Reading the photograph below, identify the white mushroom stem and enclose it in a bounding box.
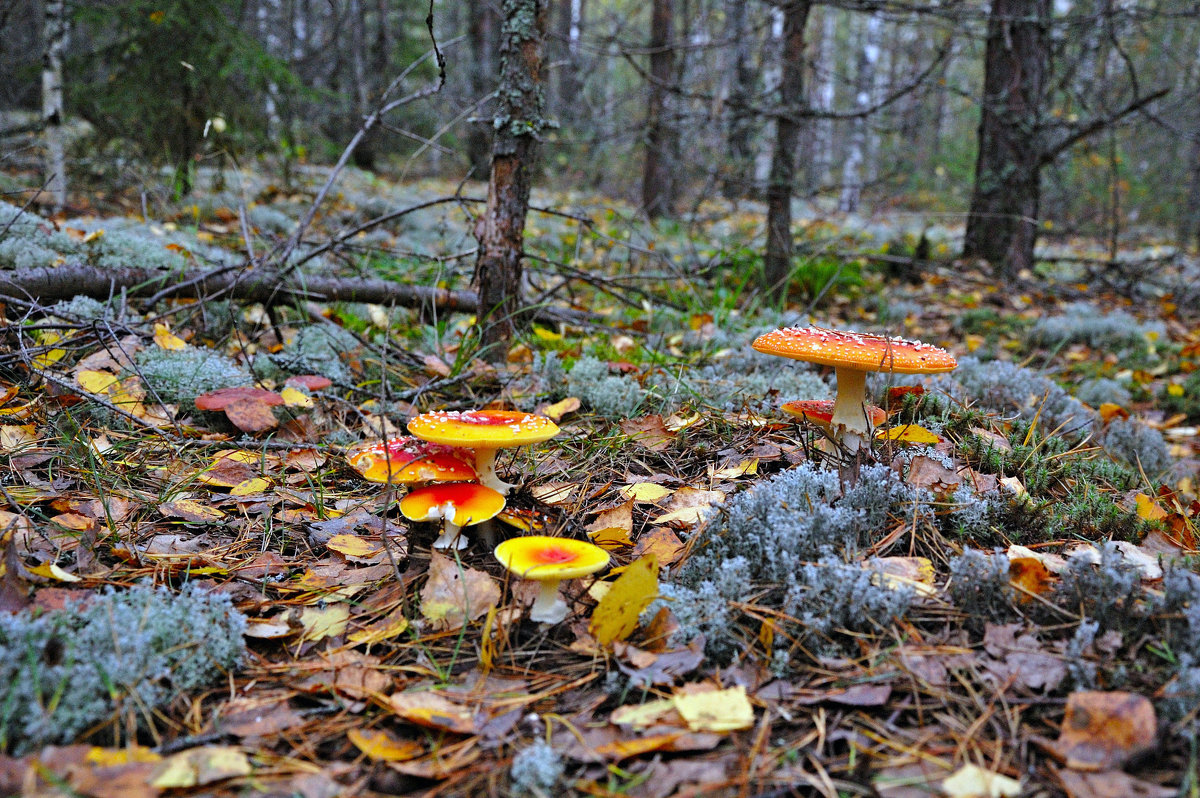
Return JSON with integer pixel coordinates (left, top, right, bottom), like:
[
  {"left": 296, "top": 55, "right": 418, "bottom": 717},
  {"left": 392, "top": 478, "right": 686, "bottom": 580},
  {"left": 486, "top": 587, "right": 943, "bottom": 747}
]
[
  {"left": 432, "top": 520, "right": 468, "bottom": 550},
  {"left": 829, "top": 366, "right": 871, "bottom": 452},
  {"left": 528, "top": 578, "right": 568, "bottom": 624},
  {"left": 426, "top": 501, "right": 469, "bottom": 550},
  {"left": 472, "top": 447, "right": 517, "bottom": 496}
]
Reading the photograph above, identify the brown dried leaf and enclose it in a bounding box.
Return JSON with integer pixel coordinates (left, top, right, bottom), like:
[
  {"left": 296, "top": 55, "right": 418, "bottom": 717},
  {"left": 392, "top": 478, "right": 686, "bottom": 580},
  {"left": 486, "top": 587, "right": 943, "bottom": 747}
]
[
  {"left": 419, "top": 550, "right": 500, "bottom": 631},
  {"left": 1054, "top": 691, "right": 1157, "bottom": 771},
  {"left": 619, "top": 415, "right": 675, "bottom": 451},
  {"left": 389, "top": 691, "right": 478, "bottom": 734},
  {"left": 223, "top": 397, "right": 280, "bottom": 433}
]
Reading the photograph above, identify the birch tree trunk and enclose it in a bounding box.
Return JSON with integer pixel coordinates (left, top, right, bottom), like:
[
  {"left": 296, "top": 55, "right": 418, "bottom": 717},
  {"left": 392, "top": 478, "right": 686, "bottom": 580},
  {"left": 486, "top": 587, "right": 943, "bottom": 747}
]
[
  {"left": 838, "top": 12, "right": 882, "bottom": 212},
  {"left": 763, "top": 0, "right": 812, "bottom": 302},
  {"left": 473, "top": 0, "right": 549, "bottom": 358},
  {"left": 42, "top": 0, "right": 68, "bottom": 211},
  {"left": 641, "top": 0, "right": 676, "bottom": 218}
]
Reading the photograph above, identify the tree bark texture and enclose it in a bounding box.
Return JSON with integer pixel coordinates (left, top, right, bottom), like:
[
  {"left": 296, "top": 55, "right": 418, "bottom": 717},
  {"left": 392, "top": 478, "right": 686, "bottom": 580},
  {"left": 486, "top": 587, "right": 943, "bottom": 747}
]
[
  {"left": 721, "top": 0, "right": 754, "bottom": 199},
  {"left": 838, "top": 12, "right": 883, "bottom": 213},
  {"left": 763, "top": 0, "right": 811, "bottom": 303},
  {"left": 473, "top": 0, "right": 548, "bottom": 357},
  {"left": 641, "top": 0, "right": 676, "bottom": 218},
  {"left": 962, "top": 0, "right": 1050, "bottom": 278},
  {"left": 41, "top": 0, "right": 68, "bottom": 210}
]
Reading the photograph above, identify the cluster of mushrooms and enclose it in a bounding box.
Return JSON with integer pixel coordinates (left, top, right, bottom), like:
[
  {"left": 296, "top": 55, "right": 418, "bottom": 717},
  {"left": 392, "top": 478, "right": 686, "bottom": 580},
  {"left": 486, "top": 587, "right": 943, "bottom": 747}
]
[
  {"left": 752, "top": 325, "right": 958, "bottom": 450},
  {"left": 346, "top": 410, "right": 609, "bottom": 623}
]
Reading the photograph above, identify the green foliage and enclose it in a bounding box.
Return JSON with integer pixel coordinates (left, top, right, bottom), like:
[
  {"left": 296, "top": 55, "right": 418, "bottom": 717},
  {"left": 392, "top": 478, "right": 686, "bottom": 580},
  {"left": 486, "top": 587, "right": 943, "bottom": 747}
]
[
  {"left": 68, "top": 0, "right": 296, "bottom": 194},
  {"left": 0, "top": 584, "right": 245, "bottom": 754},
  {"left": 790, "top": 254, "right": 864, "bottom": 305},
  {"left": 135, "top": 346, "right": 250, "bottom": 407}
]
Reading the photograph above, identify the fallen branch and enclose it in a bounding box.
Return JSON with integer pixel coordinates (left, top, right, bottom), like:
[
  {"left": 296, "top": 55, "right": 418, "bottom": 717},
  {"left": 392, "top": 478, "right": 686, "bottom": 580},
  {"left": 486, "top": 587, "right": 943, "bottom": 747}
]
[{"left": 0, "top": 262, "right": 601, "bottom": 325}]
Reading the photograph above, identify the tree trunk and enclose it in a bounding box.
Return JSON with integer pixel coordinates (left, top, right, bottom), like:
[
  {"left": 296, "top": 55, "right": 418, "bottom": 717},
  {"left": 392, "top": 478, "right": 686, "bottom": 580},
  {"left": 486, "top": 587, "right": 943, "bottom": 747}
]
[
  {"left": 762, "top": 0, "right": 812, "bottom": 302},
  {"left": 41, "top": 0, "right": 68, "bottom": 211},
  {"left": 962, "top": 0, "right": 1050, "bottom": 278},
  {"left": 641, "top": 0, "right": 676, "bottom": 218},
  {"left": 473, "top": 0, "right": 549, "bottom": 359},
  {"left": 466, "top": 0, "right": 499, "bottom": 178},
  {"left": 838, "top": 12, "right": 883, "bottom": 212},
  {"left": 721, "top": 0, "right": 754, "bottom": 198}
]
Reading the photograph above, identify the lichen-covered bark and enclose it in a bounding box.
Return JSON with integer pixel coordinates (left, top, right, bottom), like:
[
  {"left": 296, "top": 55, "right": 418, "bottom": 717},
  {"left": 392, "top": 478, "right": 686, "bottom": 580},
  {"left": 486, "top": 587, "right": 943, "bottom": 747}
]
[
  {"left": 473, "top": 0, "right": 549, "bottom": 359},
  {"left": 763, "top": 0, "right": 812, "bottom": 302},
  {"left": 962, "top": 0, "right": 1050, "bottom": 278}
]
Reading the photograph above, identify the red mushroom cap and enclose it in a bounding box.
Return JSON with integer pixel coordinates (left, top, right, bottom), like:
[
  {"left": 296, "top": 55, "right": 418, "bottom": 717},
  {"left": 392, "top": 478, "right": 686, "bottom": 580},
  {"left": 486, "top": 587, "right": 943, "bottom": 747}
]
[
  {"left": 346, "top": 436, "right": 477, "bottom": 484},
  {"left": 399, "top": 482, "right": 505, "bottom": 527},
  {"left": 781, "top": 399, "right": 887, "bottom": 427}
]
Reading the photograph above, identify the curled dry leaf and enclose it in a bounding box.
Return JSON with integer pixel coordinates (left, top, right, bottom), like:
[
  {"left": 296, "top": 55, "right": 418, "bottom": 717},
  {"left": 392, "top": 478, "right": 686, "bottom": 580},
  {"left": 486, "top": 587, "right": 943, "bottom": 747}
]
[
  {"left": 1052, "top": 691, "right": 1157, "bottom": 771},
  {"left": 419, "top": 550, "right": 500, "bottom": 631}
]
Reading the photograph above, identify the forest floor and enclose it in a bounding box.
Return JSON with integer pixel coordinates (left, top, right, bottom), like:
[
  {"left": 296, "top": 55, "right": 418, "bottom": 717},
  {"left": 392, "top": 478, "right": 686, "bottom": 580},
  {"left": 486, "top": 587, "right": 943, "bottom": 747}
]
[{"left": 0, "top": 162, "right": 1198, "bottom": 797}]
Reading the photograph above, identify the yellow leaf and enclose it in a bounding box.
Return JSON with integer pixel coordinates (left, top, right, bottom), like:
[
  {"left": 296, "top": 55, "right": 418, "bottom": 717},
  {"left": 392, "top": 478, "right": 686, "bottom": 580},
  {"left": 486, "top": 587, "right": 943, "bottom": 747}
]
[
  {"left": 87, "top": 746, "right": 161, "bottom": 766},
  {"left": 299, "top": 604, "right": 350, "bottom": 642},
  {"left": 77, "top": 370, "right": 120, "bottom": 395},
  {"left": 532, "top": 326, "right": 562, "bottom": 342},
  {"left": 876, "top": 424, "right": 941, "bottom": 444},
  {"left": 82, "top": 229, "right": 105, "bottom": 243},
  {"left": 941, "top": 763, "right": 1021, "bottom": 798},
  {"left": 347, "top": 728, "right": 423, "bottom": 762},
  {"left": 153, "top": 323, "right": 187, "bottom": 351},
  {"left": 589, "top": 555, "right": 658, "bottom": 645},
  {"left": 1168, "top": 383, "right": 1184, "bottom": 397},
  {"left": 673, "top": 685, "right": 754, "bottom": 732},
  {"left": 327, "top": 533, "right": 382, "bottom": 559},
  {"left": 151, "top": 746, "right": 252, "bottom": 789},
  {"left": 1098, "top": 402, "right": 1129, "bottom": 421},
  {"left": 230, "top": 477, "right": 270, "bottom": 496},
  {"left": 1135, "top": 493, "right": 1168, "bottom": 522},
  {"left": 966, "top": 334, "right": 985, "bottom": 353},
  {"left": 280, "top": 385, "right": 314, "bottom": 408},
  {"left": 26, "top": 563, "right": 80, "bottom": 582},
  {"left": 0, "top": 424, "right": 37, "bottom": 453},
  {"left": 708, "top": 458, "right": 758, "bottom": 480},
  {"left": 348, "top": 609, "right": 409, "bottom": 645},
  {"left": 611, "top": 698, "right": 678, "bottom": 729},
  {"left": 540, "top": 396, "right": 580, "bottom": 421},
  {"left": 620, "top": 482, "right": 674, "bottom": 503}
]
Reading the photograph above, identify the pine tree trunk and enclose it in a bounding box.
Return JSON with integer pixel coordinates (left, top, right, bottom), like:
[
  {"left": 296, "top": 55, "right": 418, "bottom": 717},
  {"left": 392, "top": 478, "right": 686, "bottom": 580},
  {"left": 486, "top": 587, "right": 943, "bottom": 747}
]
[
  {"left": 763, "top": 0, "right": 812, "bottom": 302},
  {"left": 722, "top": 0, "right": 754, "bottom": 198},
  {"left": 473, "top": 0, "right": 549, "bottom": 358},
  {"left": 42, "top": 0, "right": 68, "bottom": 211},
  {"left": 641, "top": 0, "right": 676, "bottom": 218},
  {"left": 962, "top": 0, "right": 1050, "bottom": 278}
]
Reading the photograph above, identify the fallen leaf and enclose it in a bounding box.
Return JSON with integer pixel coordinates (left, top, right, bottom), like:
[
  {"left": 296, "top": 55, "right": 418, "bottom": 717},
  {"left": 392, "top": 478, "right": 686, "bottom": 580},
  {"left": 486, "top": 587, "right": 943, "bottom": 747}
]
[
  {"left": 590, "top": 555, "right": 659, "bottom": 645},
  {"left": 280, "top": 385, "right": 314, "bottom": 408},
  {"left": 348, "top": 608, "right": 410, "bottom": 645},
  {"left": 620, "top": 482, "right": 674, "bottom": 503},
  {"left": 1055, "top": 767, "right": 1177, "bottom": 798},
  {"left": 652, "top": 487, "right": 724, "bottom": 526},
  {"left": 942, "top": 763, "right": 1021, "bottom": 798},
  {"left": 540, "top": 396, "right": 581, "bottom": 421},
  {"left": 673, "top": 685, "right": 754, "bottom": 732},
  {"left": 389, "top": 691, "right": 477, "bottom": 734},
  {"left": 619, "top": 415, "right": 675, "bottom": 452},
  {"left": 347, "top": 728, "right": 424, "bottom": 762},
  {"left": 151, "top": 746, "right": 251, "bottom": 789},
  {"left": 153, "top": 323, "right": 187, "bottom": 351},
  {"left": 419, "top": 550, "right": 500, "bottom": 631},
  {"left": 299, "top": 604, "right": 350, "bottom": 642},
  {"left": 1134, "top": 493, "right": 1168, "bottom": 522},
  {"left": 223, "top": 397, "right": 280, "bottom": 433},
  {"left": 1053, "top": 691, "right": 1156, "bottom": 771},
  {"left": 159, "top": 499, "right": 225, "bottom": 523},
  {"left": 586, "top": 500, "right": 634, "bottom": 547},
  {"left": 877, "top": 423, "right": 940, "bottom": 444},
  {"left": 632, "top": 527, "right": 684, "bottom": 566},
  {"left": 326, "top": 534, "right": 382, "bottom": 560},
  {"left": 1008, "top": 557, "right": 1054, "bottom": 598}
]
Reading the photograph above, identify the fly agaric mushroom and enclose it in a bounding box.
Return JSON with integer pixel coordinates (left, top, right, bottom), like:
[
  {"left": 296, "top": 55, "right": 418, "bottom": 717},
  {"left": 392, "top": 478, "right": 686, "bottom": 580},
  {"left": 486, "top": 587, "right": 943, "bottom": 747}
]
[
  {"left": 494, "top": 536, "right": 610, "bottom": 624},
  {"left": 781, "top": 399, "right": 887, "bottom": 432},
  {"left": 407, "top": 410, "right": 560, "bottom": 496},
  {"left": 754, "top": 326, "right": 956, "bottom": 451},
  {"left": 399, "top": 482, "right": 505, "bottom": 550},
  {"left": 346, "top": 436, "right": 477, "bottom": 485}
]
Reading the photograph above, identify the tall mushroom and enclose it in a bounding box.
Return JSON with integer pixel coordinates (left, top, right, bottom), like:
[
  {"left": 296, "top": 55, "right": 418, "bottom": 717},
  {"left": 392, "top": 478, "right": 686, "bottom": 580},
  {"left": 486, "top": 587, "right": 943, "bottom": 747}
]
[
  {"left": 494, "top": 536, "right": 610, "bottom": 624},
  {"left": 754, "top": 326, "right": 957, "bottom": 452},
  {"left": 400, "top": 482, "right": 506, "bottom": 550},
  {"left": 407, "top": 410, "right": 560, "bottom": 496}
]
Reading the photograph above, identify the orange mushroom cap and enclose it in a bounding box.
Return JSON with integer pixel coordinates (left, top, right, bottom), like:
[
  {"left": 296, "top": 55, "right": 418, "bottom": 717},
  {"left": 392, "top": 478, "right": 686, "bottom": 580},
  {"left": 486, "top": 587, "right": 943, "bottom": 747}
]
[
  {"left": 408, "top": 410, "right": 560, "bottom": 448},
  {"left": 399, "top": 482, "right": 505, "bottom": 528},
  {"left": 346, "top": 437, "right": 477, "bottom": 484},
  {"left": 781, "top": 399, "right": 886, "bottom": 428},
  {"left": 752, "top": 327, "right": 957, "bottom": 374}
]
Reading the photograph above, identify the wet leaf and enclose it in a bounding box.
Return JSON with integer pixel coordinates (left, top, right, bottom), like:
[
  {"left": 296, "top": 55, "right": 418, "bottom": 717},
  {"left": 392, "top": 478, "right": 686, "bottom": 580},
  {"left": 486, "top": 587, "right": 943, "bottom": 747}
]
[
  {"left": 346, "top": 728, "right": 424, "bottom": 762},
  {"left": 419, "top": 550, "right": 500, "bottom": 631},
  {"left": 673, "top": 685, "right": 754, "bottom": 732},
  {"left": 389, "top": 691, "right": 477, "bottom": 734},
  {"left": 1053, "top": 691, "right": 1156, "bottom": 771}
]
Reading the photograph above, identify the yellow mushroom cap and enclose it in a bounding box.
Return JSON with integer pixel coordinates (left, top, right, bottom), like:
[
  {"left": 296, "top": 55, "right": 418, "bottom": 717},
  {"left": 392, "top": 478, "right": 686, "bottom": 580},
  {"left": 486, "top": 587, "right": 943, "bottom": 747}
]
[
  {"left": 494, "top": 536, "right": 610, "bottom": 581},
  {"left": 753, "top": 327, "right": 957, "bottom": 374},
  {"left": 399, "top": 482, "right": 505, "bottom": 527},
  {"left": 781, "top": 399, "right": 887, "bottom": 427},
  {"left": 346, "top": 437, "right": 477, "bottom": 484},
  {"left": 408, "top": 410, "right": 560, "bottom": 449}
]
